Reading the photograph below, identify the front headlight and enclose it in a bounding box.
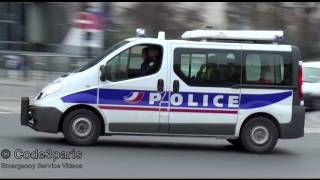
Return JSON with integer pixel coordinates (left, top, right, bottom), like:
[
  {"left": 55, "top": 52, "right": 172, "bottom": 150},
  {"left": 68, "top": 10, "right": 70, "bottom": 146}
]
[{"left": 41, "top": 81, "right": 62, "bottom": 98}]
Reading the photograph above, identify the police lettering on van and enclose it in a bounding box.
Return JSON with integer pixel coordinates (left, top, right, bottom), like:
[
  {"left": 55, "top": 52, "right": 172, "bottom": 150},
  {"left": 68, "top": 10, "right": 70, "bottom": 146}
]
[{"left": 20, "top": 30, "right": 305, "bottom": 154}]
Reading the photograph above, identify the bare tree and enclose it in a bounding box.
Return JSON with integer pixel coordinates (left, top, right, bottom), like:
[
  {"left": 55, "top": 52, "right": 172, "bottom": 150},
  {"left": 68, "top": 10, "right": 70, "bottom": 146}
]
[
  {"left": 226, "top": 2, "right": 320, "bottom": 59},
  {"left": 121, "top": 2, "right": 204, "bottom": 38}
]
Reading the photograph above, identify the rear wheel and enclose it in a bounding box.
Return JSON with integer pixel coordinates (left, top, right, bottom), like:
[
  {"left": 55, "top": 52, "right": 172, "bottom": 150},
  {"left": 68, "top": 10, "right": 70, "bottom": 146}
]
[
  {"left": 62, "top": 109, "right": 102, "bottom": 146},
  {"left": 240, "top": 117, "right": 278, "bottom": 154}
]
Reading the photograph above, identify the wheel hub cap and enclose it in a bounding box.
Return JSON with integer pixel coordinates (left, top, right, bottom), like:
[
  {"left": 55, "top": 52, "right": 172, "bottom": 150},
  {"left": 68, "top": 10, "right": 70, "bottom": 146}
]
[
  {"left": 72, "top": 117, "right": 92, "bottom": 137},
  {"left": 250, "top": 125, "right": 269, "bottom": 145}
]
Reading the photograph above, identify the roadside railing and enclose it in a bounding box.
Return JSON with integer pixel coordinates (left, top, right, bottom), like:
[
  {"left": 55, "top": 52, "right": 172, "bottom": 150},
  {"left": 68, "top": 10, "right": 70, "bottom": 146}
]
[{"left": 0, "top": 51, "right": 93, "bottom": 81}]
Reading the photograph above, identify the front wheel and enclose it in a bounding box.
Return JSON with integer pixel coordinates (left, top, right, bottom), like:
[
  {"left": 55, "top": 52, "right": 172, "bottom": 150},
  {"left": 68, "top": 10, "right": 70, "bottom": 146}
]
[
  {"left": 62, "top": 109, "right": 102, "bottom": 146},
  {"left": 240, "top": 117, "right": 278, "bottom": 154}
]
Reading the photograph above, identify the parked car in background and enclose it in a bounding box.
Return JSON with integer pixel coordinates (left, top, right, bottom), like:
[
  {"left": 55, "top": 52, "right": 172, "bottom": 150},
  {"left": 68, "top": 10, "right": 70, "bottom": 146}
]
[{"left": 302, "top": 61, "right": 320, "bottom": 110}]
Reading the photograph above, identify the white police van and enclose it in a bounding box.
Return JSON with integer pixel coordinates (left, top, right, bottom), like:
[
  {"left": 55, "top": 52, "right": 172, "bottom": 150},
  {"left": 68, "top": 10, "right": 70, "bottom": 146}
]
[{"left": 21, "top": 29, "right": 305, "bottom": 153}]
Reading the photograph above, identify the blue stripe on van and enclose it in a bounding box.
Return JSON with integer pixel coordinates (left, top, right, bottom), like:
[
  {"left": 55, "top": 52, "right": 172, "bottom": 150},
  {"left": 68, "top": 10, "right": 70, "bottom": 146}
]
[
  {"left": 98, "top": 89, "right": 167, "bottom": 106},
  {"left": 240, "top": 91, "right": 292, "bottom": 109},
  {"left": 61, "top": 88, "right": 292, "bottom": 109},
  {"left": 61, "top": 88, "right": 97, "bottom": 104},
  {"left": 97, "top": 89, "right": 240, "bottom": 109}
]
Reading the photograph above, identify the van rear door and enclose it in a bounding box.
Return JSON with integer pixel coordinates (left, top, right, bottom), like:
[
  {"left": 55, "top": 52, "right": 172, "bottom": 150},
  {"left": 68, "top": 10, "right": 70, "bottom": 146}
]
[{"left": 236, "top": 49, "right": 295, "bottom": 136}]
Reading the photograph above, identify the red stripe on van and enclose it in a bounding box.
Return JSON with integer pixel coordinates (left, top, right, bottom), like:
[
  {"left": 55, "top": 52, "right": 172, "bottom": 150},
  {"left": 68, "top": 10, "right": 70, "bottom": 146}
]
[
  {"left": 98, "top": 105, "right": 238, "bottom": 114},
  {"left": 99, "top": 105, "right": 160, "bottom": 111}
]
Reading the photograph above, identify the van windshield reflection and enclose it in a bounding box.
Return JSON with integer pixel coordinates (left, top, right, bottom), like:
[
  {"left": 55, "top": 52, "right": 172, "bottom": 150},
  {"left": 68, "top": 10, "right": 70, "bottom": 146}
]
[{"left": 74, "top": 40, "right": 129, "bottom": 73}]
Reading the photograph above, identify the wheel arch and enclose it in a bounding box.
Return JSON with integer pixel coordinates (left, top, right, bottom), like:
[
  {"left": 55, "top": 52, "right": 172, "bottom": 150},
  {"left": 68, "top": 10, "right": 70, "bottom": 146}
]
[
  {"left": 58, "top": 104, "right": 105, "bottom": 135},
  {"left": 240, "top": 112, "right": 281, "bottom": 138}
]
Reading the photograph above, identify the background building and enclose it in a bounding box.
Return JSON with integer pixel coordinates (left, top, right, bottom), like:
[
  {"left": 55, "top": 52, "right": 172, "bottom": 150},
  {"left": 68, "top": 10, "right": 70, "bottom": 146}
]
[{"left": 0, "top": 2, "right": 320, "bottom": 59}]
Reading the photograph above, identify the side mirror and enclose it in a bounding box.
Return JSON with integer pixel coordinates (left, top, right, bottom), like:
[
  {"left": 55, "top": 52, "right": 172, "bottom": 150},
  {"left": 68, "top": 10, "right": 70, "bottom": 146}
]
[
  {"left": 100, "top": 65, "right": 107, "bottom": 82},
  {"left": 100, "top": 64, "right": 112, "bottom": 82}
]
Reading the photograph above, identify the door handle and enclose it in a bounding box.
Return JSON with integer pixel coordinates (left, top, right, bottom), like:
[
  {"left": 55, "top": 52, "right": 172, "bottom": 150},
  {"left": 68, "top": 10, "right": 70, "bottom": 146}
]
[
  {"left": 173, "top": 80, "right": 179, "bottom": 93},
  {"left": 157, "top": 79, "right": 164, "bottom": 92}
]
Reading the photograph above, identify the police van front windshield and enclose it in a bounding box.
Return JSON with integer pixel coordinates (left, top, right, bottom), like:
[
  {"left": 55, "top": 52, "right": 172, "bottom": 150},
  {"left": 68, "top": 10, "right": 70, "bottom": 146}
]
[{"left": 75, "top": 40, "right": 129, "bottom": 72}]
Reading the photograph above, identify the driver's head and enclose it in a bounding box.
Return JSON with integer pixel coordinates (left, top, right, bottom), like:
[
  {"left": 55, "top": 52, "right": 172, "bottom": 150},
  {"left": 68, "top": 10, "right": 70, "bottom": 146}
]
[
  {"left": 142, "top": 47, "right": 149, "bottom": 60},
  {"left": 148, "top": 46, "right": 160, "bottom": 59}
]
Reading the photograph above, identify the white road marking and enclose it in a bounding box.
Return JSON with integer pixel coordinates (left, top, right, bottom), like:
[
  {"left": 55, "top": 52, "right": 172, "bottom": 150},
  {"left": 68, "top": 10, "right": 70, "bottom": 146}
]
[
  {"left": 0, "top": 109, "right": 19, "bottom": 114},
  {"left": 0, "top": 111, "right": 10, "bottom": 114},
  {"left": 305, "top": 128, "right": 320, "bottom": 134}
]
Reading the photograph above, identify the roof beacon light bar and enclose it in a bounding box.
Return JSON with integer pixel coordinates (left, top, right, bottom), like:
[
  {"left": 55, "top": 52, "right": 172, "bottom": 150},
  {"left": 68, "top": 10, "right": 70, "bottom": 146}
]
[{"left": 181, "top": 30, "right": 284, "bottom": 42}]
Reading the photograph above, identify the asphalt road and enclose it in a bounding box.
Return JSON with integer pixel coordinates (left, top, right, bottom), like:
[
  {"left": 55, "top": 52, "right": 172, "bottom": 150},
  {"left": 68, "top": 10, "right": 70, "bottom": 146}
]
[{"left": 0, "top": 113, "right": 320, "bottom": 178}]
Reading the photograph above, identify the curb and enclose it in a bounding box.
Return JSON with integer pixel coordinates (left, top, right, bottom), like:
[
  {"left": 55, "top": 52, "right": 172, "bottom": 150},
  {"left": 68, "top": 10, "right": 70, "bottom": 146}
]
[
  {"left": 0, "top": 83, "right": 33, "bottom": 87},
  {"left": 304, "top": 128, "right": 320, "bottom": 134},
  {"left": 0, "top": 98, "right": 21, "bottom": 101},
  {"left": 0, "top": 80, "right": 48, "bottom": 87}
]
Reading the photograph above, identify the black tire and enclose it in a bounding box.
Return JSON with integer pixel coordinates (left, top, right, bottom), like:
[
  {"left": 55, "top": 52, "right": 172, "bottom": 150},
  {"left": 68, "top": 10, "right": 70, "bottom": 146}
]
[
  {"left": 226, "top": 139, "right": 242, "bottom": 148},
  {"left": 62, "top": 109, "right": 102, "bottom": 146},
  {"left": 240, "top": 117, "right": 278, "bottom": 154}
]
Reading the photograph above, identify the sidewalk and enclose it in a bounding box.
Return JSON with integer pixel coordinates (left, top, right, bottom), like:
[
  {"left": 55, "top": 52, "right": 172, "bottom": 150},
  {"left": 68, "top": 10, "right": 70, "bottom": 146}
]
[
  {"left": 0, "top": 78, "right": 47, "bottom": 87},
  {"left": 0, "top": 69, "right": 61, "bottom": 113},
  {"left": 0, "top": 69, "right": 65, "bottom": 86}
]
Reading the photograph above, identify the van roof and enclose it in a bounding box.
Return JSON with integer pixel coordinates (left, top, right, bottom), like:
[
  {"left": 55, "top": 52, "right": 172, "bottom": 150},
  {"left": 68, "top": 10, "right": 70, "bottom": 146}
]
[
  {"left": 181, "top": 30, "right": 284, "bottom": 42},
  {"left": 126, "top": 37, "right": 292, "bottom": 52}
]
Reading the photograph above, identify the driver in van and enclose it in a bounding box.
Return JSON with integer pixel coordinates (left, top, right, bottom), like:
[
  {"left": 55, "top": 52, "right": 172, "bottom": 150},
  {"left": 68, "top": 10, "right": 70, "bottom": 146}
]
[
  {"left": 139, "top": 46, "right": 161, "bottom": 75},
  {"left": 141, "top": 47, "right": 149, "bottom": 61}
]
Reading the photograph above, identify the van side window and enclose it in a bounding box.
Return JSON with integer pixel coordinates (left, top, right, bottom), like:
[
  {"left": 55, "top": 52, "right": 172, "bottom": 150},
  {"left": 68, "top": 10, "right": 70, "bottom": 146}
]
[
  {"left": 190, "top": 54, "right": 207, "bottom": 78},
  {"left": 180, "top": 54, "right": 191, "bottom": 76},
  {"left": 243, "top": 52, "right": 292, "bottom": 85},
  {"left": 108, "top": 49, "right": 130, "bottom": 81},
  {"left": 106, "top": 44, "right": 163, "bottom": 82},
  {"left": 246, "top": 54, "right": 261, "bottom": 82},
  {"left": 174, "top": 48, "right": 241, "bottom": 87}
]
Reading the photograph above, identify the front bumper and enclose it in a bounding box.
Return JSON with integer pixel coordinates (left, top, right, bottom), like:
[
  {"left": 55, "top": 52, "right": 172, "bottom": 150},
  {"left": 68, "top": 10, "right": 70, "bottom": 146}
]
[{"left": 20, "top": 97, "right": 62, "bottom": 133}]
